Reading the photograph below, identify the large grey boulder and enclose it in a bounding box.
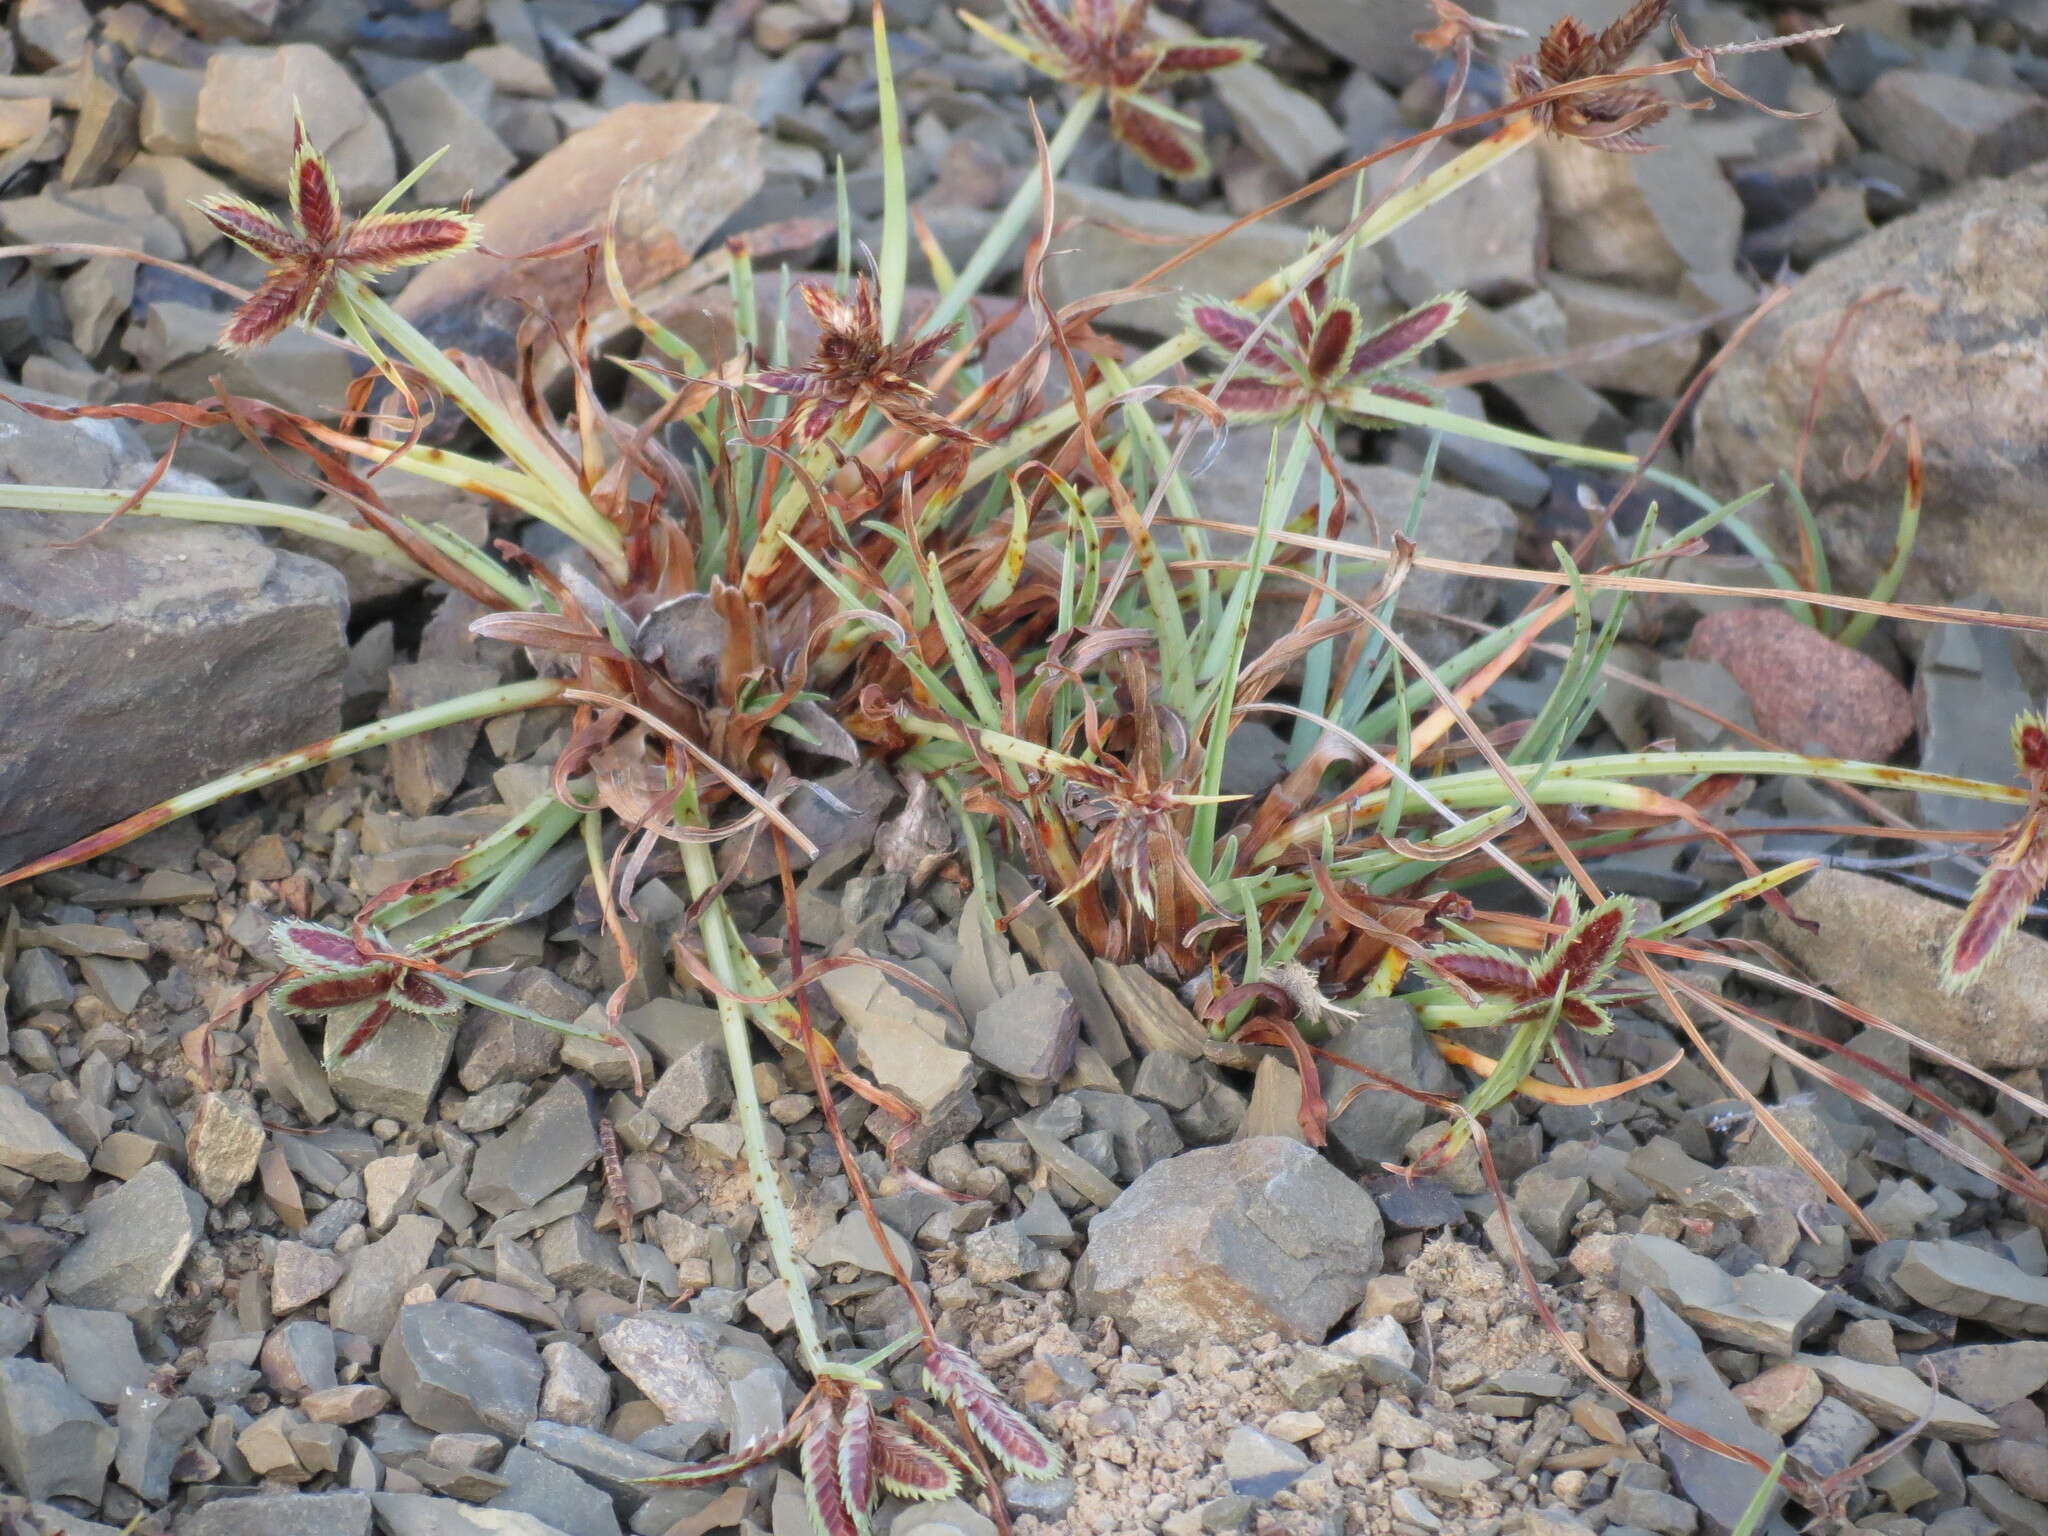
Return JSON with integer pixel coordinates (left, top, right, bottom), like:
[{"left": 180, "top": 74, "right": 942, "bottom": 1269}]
[
  {"left": 0, "top": 391, "right": 347, "bottom": 871},
  {"left": 1075, "top": 1137, "right": 1383, "bottom": 1351},
  {"left": 1692, "top": 167, "right": 2048, "bottom": 683}
]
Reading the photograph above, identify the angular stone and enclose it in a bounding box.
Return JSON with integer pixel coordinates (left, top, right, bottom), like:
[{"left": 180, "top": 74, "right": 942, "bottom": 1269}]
[
  {"left": 971, "top": 971, "right": 1078, "bottom": 1087},
  {"left": 1639, "top": 1291, "right": 1785, "bottom": 1535},
  {"left": 458, "top": 969, "right": 585, "bottom": 1092},
  {"left": 376, "top": 63, "right": 516, "bottom": 206},
  {"left": 1923, "top": 1343, "right": 2048, "bottom": 1413},
  {"left": 822, "top": 965, "right": 979, "bottom": 1161},
  {"left": 1762, "top": 870, "right": 2048, "bottom": 1073},
  {"left": 272, "top": 1241, "right": 345, "bottom": 1317},
  {"left": 0, "top": 413, "right": 346, "bottom": 872},
  {"left": 48, "top": 1162, "right": 205, "bottom": 1316},
  {"left": 371, "top": 1493, "right": 571, "bottom": 1535},
  {"left": 1620, "top": 1234, "right": 1834, "bottom": 1358},
  {"left": 520, "top": 1420, "right": 675, "bottom": 1505},
  {"left": 1894, "top": 1241, "right": 2048, "bottom": 1335},
  {"left": 1797, "top": 1354, "right": 2000, "bottom": 1440},
  {"left": 396, "top": 103, "right": 761, "bottom": 376},
  {"left": 387, "top": 660, "right": 499, "bottom": 817},
  {"left": 1222, "top": 1423, "right": 1310, "bottom": 1499},
  {"left": 195, "top": 45, "right": 395, "bottom": 204},
  {"left": 381, "top": 1302, "right": 544, "bottom": 1438},
  {"left": 640, "top": 1016, "right": 730, "bottom": 1135},
  {"left": 1547, "top": 273, "right": 1708, "bottom": 399},
  {"left": 326, "top": 1010, "right": 456, "bottom": 1124},
  {"left": 186, "top": 1091, "right": 266, "bottom": 1205},
  {"left": 178, "top": 1492, "right": 374, "bottom": 1536},
  {"left": 114, "top": 1387, "right": 207, "bottom": 1502},
  {"left": 539, "top": 1342, "right": 611, "bottom": 1431},
  {"left": 0, "top": 1085, "right": 89, "bottom": 1182},
  {"left": 0, "top": 1357, "right": 113, "bottom": 1503},
  {"left": 329, "top": 1214, "right": 441, "bottom": 1342},
  {"left": 40, "top": 1304, "right": 148, "bottom": 1406},
  {"left": 468, "top": 1077, "right": 598, "bottom": 1217},
  {"left": 1318, "top": 1000, "right": 1457, "bottom": 1170},
  {"left": 598, "top": 1316, "right": 725, "bottom": 1427},
  {"left": 255, "top": 1002, "right": 339, "bottom": 1123},
  {"left": 1863, "top": 70, "right": 2048, "bottom": 182},
  {"left": 1075, "top": 1137, "right": 1382, "bottom": 1351},
  {"left": 488, "top": 1444, "right": 622, "bottom": 1536},
  {"left": 260, "top": 1319, "right": 337, "bottom": 1395},
  {"left": 1047, "top": 179, "right": 1377, "bottom": 338},
  {"left": 1689, "top": 606, "right": 1913, "bottom": 760},
  {"left": 1732, "top": 1361, "right": 1822, "bottom": 1436}
]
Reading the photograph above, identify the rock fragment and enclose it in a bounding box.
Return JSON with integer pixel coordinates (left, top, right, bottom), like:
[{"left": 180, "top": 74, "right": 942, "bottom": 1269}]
[
  {"left": 381, "top": 1302, "right": 545, "bottom": 1438},
  {"left": 1076, "top": 1137, "right": 1382, "bottom": 1351},
  {"left": 0, "top": 1357, "right": 114, "bottom": 1503},
  {"left": 0, "top": 1085, "right": 90, "bottom": 1183},
  {"left": 186, "top": 1092, "right": 266, "bottom": 1205},
  {"left": 48, "top": 1162, "right": 205, "bottom": 1316}
]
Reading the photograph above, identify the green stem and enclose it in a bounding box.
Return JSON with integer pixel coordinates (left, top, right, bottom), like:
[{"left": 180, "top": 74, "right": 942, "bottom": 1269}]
[
  {"left": 919, "top": 88, "right": 1102, "bottom": 340},
  {"left": 0, "top": 485, "right": 426, "bottom": 572},
  {"left": 341, "top": 286, "right": 623, "bottom": 568},
  {"left": 1269, "top": 750, "right": 2023, "bottom": 861},
  {"left": 1, "top": 678, "right": 569, "bottom": 889},
  {"left": 675, "top": 784, "right": 833, "bottom": 1378}
]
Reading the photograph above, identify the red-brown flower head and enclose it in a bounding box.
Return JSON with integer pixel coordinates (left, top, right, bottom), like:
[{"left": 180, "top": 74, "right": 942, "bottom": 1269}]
[
  {"left": 965, "top": 0, "right": 1258, "bottom": 178},
  {"left": 195, "top": 111, "right": 480, "bottom": 351},
  {"left": 1509, "top": 0, "right": 1675, "bottom": 152},
  {"left": 1187, "top": 263, "right": 1465, "bottom": 427},
  {"left": 750, "top": 274, "right": 985, "bottom": 446}
]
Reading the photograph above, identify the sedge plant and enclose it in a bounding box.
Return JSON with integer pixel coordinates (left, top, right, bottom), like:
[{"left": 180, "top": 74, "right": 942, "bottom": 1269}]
[{"left": 5, "top": 1, "right": 2048, "bottom": 1526}]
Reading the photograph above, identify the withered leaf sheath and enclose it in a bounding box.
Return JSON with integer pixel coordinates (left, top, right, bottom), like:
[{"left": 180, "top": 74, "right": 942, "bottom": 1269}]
[
  {"left": 1509, "top": 0, "right": 1675, "bottom": 152},
  {"left": 195, "top": 111, "right": 480, "bottom": 351},
  {"left": 750, "top": 275, "right": 986, "bottom": 446},
  {"left": 995, "top": 0, "right": 1258, "bottom": 178}
]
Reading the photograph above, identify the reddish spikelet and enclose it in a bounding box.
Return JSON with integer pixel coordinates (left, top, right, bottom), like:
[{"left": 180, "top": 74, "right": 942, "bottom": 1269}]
[
  {"left": 803, "top": 1408, "right": 859, "bottom": 1536},
  {"left": 1110, "top": 95, "right": 1207, "bottom": 179},
  {"left": 1307, "top": 301, "right": 1359, "bottom": 383},
  {"left": 1423, "top": 946, "right": 1537, "bottom": 997},
  {"left": 393, "top": 971, "right": 460, "bottom": 1015},
  {"left": 1417, "top": 885, "right": 1631, "bottom": 1035},
  {"left": 837, "top": 1391, "right": 877, "bottom": 1522},
  {"left": 221, "top": 267, "right": 323, "bottom": 351},
  {"left": 1944, "top": 710, "right": 2048, "bottom": 991},
  {"left": 882, "top": 1407, "right": 971, "bottom": 1499},
  {"left": 1513, "top": 0, "right": 1676, "bottom": 151},
  {"left": 1347, "top": 295, "right": 1466, "bottom": 379},
  {"left": 921, "top": 1344, "right": 1063, "bottom": 1480},
  {"left": 1151, "top": 39, "right": 1258, "bottom": 78},
  {"left": 273, "top": 969, "right": 393, "bottom": 1013},
  {"left": 748, "top": 274, "right": 985, "bottom": 446},
  {"left": 332, "top": 998, "right": 396, "bottom": 1061},
  {"left": 1185, "top": 301, "right": 1291, "bottom": 376},
  {"left": 343, "top": 212, "right": 483, "bottom": 273},
  {"left": 1535, "top": 896, "right": 1632, "bottom": 996},
  {"left": 1207, "top": 380, "right": 1295, "bottom": 421},
  {"left": 271, "top": 919, "right": 370, "bottom": 971}
]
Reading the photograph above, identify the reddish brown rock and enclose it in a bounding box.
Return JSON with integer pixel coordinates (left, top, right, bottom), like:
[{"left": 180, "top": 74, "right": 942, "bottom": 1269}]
[
  {"left": 1687, "top": 606, "right": 1913, "bottom": 760},
  {"left": 394, "top": 102, "right": 761, "bottom": 375}
]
